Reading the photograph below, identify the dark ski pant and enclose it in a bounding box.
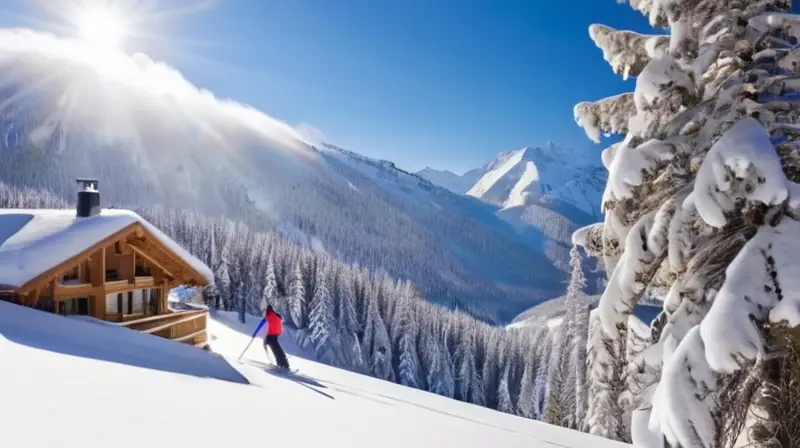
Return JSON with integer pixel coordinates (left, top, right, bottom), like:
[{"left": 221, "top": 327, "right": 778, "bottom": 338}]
[{"left": 264, "top": 335, "right": 290, "bottom": 369}]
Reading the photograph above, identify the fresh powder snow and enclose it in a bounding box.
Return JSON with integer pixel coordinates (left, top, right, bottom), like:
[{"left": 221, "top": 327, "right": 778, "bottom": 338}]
[
  {"left": 0, "top": 302, "right": 630, "bottom": 448},
  {"left": 0, "top": 208, "right": 214, "bottom": 288}
]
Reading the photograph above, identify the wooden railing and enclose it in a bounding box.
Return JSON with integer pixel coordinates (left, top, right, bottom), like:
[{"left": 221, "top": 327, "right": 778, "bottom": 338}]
[{"left": 118, "top": 310, "right": 208, "bottom": 348}]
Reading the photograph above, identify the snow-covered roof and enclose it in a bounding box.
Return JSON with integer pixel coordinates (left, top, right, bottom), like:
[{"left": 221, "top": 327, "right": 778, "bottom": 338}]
[{"left": 0, "top": 209, "right": 214, "bottom": 289}]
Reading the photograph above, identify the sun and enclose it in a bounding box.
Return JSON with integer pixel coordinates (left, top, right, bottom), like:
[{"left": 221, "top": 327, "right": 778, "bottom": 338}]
[{"left": 76, "top": 8, "right": 125, "bottom": 51}]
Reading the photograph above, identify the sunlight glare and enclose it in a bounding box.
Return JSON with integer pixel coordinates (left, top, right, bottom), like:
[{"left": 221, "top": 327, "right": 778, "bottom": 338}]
[{"left": 77, "top": 8, "right": 124, "bottom": 51}]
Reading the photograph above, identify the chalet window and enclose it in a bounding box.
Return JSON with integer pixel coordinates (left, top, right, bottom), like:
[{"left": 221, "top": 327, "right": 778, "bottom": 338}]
[
  {"left": 117, "top": 293, "right": 123, "bottom": 315},
  {"left": 135, "top": 265, "right": 152, "bottom": 277},
  {"left": 148, "top": 289, "right": 157, "bottom": 315},
  {"left": 59, "top": 297, "right": 89, "bottom": 316},
  {"left": 127, "top": 291, "right": 134, "bottom": 314},
  {"left": 105, "top": 269, "right": 119, "bottom": 281},
  {"left": 61, "top": 266, "right": 80, "bottom": 283},
  {"left": 105, "top": 294, "right": 118, "bottom": 314}
]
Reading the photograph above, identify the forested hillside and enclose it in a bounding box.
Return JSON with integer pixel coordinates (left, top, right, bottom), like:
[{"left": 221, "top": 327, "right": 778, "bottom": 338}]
[{"left": 0, "top": 180, "right": 597, "bottom": 429}]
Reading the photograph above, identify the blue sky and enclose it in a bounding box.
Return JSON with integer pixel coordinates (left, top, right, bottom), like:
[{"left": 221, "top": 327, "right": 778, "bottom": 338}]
[{"left": 0, "top": 1, "right": 693, "bottom": 173}]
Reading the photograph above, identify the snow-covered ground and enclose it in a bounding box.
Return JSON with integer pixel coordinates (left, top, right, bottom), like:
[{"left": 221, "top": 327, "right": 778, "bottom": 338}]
[{"left": 0, "top": 302, "right": 628, "bottom": 447}]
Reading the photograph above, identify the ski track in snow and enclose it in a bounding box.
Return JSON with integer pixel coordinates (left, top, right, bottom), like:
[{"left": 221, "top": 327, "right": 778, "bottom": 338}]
[{"left": 0, "top": 303, "right": 629, "bottom": 448}]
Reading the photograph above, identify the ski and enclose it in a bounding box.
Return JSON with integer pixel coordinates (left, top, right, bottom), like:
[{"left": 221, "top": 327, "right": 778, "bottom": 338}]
[{"left": 265, "top": 364, "right": 299, "bottom": 375}]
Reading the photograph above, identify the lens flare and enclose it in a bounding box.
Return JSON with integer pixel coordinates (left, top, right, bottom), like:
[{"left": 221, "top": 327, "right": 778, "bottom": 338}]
[{"left": 76, "top": 7, "right": 124, "bottom": 51}]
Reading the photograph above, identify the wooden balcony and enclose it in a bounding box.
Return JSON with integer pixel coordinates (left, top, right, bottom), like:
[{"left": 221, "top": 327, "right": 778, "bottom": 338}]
[
  {"left": 134, "top": 276, "right": 155, "bottom": 288},
  {"left": 118, "top": 309, "right": 208, "bottom": 348}
]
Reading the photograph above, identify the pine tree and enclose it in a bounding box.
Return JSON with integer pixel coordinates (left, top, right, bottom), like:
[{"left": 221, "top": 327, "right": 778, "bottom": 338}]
[
  {"left": 287, "top": 261, "right": 306, "bottom": 329},
  {"left": 573, "top": 303, "right": 591, "bottom": 430},
  {"left": 261, "top": 256, "right": 277, "bottom": 312},
  {"left": 236, "top": 279, "right": 247, "bottom": 324},
  {"left": 481, "top": 334, "right": 503, "bottom": 409},
  {"left": 517, "top": 326, "right": 546, "bottom": 419},
  {"left": 336, "top": 269, "right": 363, "bottom": 371},
  {"left": 543, "top": 324, "right": 568, "bottom": 426},
  {"left": 362, "top": 290, "right": 394, "bottom": 382},
  {"left": 246, "top": 261, "right": 261, "bottom": 315},
  {"left": 561, "top": 245, "right": 588, "bottom": 429},
  {"left": 455, "top": 324, "right": 479, "bottom": 403},
  {"left": 396, "top": 299, "right": 422, "bottom": 389},
  {"left": 496, "top": 364, "right": 514, "bottom": 414},
  {"left": 574, "top": 1, "right": 800, "bottom": 446},
  {"left": 309, "top": 264, "right": 338, "bottom": 363},
  {"left": 425, "top": 321, "right": 455, "bottom": 399},
  {"left": 215, "top": 239, "right": 232, "bottom": 307},
  {"left": 533, "top": 330, "right": 552, "bottom": 419}
]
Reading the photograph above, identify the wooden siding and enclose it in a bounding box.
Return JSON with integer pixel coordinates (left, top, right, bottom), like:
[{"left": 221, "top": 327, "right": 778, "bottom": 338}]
[
  {"left": 3, "top": 220, "right": 210, "bottom": 350},
  {"left": 119, "top": 310, "right": 208, "bottom": 347}
]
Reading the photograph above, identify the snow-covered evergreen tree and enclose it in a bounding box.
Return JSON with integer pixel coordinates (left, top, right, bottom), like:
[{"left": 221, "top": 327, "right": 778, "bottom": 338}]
[
  {"left": 543, "top": 324, "right": 568, "bottom": 426},
  {"left": 336, "top": 269, "right": 364, "bottom": 371},
  {"left": 309, "top": 264, "right": 338, "bottom": 363},
  {"left": 236, "top": 279, "right": 247, "bottom": 324},
  {"left": 396, "top": 298, "right": 422, "bottom": 389},
  {"left": 215, "top": 237, "right": 232, "bottom": 307},
  {"left": 287, "top": 261, "right": 306, "bottom": 329},
  {"left": 572, "top": 302, "right": 591, "bottom": 430},
  {"left": 532, "top": 330, "right": 552, "bottom": 419},
  {"left": 261, "top": 255, "right": 277, "bottom": 312},
  {"left": 425, "top": 320, "right": 455, "bottom": 398},
  {"left": 574, "top": 3, "right": 800, "bottom": 444},
  {"left": 517, "top": 326, "right": 546, "bottom": 419},
  {"left": 363, "top": 291, "right": 394, "bottom": 382},
  {"left": 496, "top": 364, "right": 515, "bottom": 415},
  {"left": 455, "top": 324, "right": 480, "bottom": 404},
  {"left": 562, "top": 245, "right": 589, "bottom": 429}
]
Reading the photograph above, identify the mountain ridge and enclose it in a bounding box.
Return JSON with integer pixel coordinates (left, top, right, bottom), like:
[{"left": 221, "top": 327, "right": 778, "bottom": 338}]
[{"left": 417, "top": 143, "right": 605, "bottom": 219}]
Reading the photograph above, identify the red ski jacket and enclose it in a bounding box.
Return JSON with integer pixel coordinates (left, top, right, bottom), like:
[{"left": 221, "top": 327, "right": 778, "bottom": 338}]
[{"left": 265, "top": 309, "right": 283, "bottom": 336}]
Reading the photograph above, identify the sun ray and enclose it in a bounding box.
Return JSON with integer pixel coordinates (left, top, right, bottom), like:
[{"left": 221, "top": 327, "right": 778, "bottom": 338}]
[{"left": 76, "top": 7, "right": 125, "bottom": 51}]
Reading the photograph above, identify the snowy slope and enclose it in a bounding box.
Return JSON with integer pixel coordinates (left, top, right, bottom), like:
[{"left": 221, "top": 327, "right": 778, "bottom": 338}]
[
  {"left": 507, "top": 294, "right": 662, "bottom": 331},
  {"left": 416, "top": 167, "right": 483, "bottom": 194},
  {"left": 0, "top": 302, "right": 629, "bottom": 448}
]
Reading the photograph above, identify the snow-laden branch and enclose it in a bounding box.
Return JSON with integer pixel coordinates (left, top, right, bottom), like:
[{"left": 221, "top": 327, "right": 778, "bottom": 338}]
[
  {"left": 607, "top": 137, "right": 675, "bottom": 199},
  {"left": 601, "top": 142, "right": 622, "bottom": 170},
  {"left": 572, "top": 222, "right": 604, "bottom": 259},
  {"left": 701, "top": 219, "right": 800, "bottom": 372},
  {"left": 574, "top": 94, "right": 636, "bottom": 143},
  {"left": 617, "top": 0, "right": 669, "bottom": 28},
  {"left": 684, "top": 117, "right": 789, "bottom": 228},
  {"left": 648, "top": 217, "right": 800, "bottom": 447},
  {"left": 597, "top": 203, "right": 672, "bottom": 336},
  {"left": 589, "top": 24, "right": 669, "bottom": 80},
  {"left": 650, "top": 326, "right": 721, "bottom": 448},
  {"left": 634, "top": 55, "right": 698, "bottom": 116}
]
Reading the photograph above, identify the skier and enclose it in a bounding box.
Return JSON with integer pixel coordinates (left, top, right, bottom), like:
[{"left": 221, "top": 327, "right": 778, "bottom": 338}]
[{"left": 264, "top": 305, "right": 291, "bottom": 370}]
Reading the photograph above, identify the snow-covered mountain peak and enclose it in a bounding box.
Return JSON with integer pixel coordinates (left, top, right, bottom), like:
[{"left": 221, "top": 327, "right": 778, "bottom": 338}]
[{"left": 465, "top": 144, "right": 603, "bottom": 217}]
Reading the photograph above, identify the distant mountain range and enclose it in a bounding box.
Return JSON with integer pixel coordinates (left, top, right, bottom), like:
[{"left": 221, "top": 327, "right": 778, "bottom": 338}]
[
  {"left": 417, "top": 143, "right": 606, "bottom": 278},
  {"left": 415, "top": 167, "right": 483, "bottom": 195},
  {"left": 417, "top": 142, "right": 605, "bottom": 219},
  {"left": 0, "top": 32, "right": 605, "bottom": 323}
]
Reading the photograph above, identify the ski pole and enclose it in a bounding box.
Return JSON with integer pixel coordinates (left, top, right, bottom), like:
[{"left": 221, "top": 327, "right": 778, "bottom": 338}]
[{"left": 238, "top": 317, "right": 266, "bottom": 361}]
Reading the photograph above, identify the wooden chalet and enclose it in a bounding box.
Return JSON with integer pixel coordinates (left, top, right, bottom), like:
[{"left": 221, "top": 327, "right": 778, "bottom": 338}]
[{"left": 0, "top": 179, "right": 215, "bottom": 348}]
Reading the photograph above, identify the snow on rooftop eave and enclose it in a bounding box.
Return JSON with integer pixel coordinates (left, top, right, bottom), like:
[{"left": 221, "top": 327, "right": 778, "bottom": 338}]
[
  {"left": 0, "top": 208, "right": 214, "bottom": 291},
  {"left": 129, "top": 219, "right": 215, "bottom": 287}
]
